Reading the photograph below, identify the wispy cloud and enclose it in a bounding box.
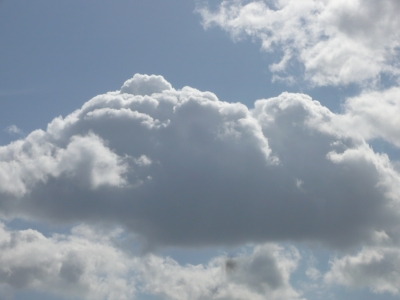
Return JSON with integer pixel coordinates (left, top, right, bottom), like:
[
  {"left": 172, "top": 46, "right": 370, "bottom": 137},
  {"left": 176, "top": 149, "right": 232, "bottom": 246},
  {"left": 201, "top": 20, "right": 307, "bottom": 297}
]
[{"left": 4, "top": 125, "right": 23, "bottom": 135}]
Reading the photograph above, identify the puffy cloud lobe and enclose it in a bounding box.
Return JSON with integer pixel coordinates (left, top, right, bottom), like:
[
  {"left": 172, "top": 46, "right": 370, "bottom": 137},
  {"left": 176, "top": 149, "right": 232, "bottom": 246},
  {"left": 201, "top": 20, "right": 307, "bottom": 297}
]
[
  {"left": 325, "top": 245, "right": 400, "bottom": 295},
  {"left": 0, "top": 74, "right": 399, "bottom": 249},
  {"left": 139, "top": 244, "right": 302, "bottom": 300},
  {"left": 252, "top": 93, "right": 400, "bottom": 245},
  {"left": 198, "top": 0, "right": 400, "bottom": 86},
  {"left": 339, "top": 87, "right": 400, "bottom": 148},
  {"left": 0, "top": 224, "right": 136, "bottom": 300},
  {"left": 0, "top": 223, "right": 302, "bottom": 300},
  {"left": 223, "top": 245, "right": 300, "bottom": 298},
  {"left": 0, "top": 131, "right": 128, "bottom": 197},
  {"left": 120, "top": 74, "right": 173, "bottom": 96}
]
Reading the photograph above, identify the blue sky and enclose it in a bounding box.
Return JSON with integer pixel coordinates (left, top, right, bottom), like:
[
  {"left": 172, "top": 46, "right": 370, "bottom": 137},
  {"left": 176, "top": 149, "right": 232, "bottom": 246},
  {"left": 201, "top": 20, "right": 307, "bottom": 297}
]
[
  {"left": 0, "top": 0, "right": 274, "bottom": 138},
  {"left": 0, "top": 0, "right": 356, "bottom": 141},
  {"left": 1, "top": 1, "right": 400, "bottom": 299}
]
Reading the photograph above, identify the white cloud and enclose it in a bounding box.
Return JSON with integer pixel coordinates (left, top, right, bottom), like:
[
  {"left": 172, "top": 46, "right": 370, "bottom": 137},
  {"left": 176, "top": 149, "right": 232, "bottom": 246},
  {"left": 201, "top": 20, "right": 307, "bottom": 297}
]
[
  {"left": 120, "top": 74, "right": 173, "bottom": 96},
  {"left": 139, "top": 244, "right": 302, "bottom": 300},
  {"left": 0, "top": 223, "right": 303, "bottom": 300},
  {"left": 198, "top": 0, "right": 400, "bottom": 86},
  {"left": 338, "top": 87, "right": 400, "bottom": 148},
  {"left": 305, "top": 267, "right": 320, "bottom": 281},
  {"left": 0, "top": 223, "right": 137, "bottom": 300},
  {"left": 0, "top": 132, "right": 128, "bottom": 197},
  {"left": 325, "top": 245, "right": 400, "bottom": 295},
  {"left": 0, "top": 74, "right": 399, "bottom": 250},
  {"left": 4, "top": 125, "right": 22, "bottom": 135}
]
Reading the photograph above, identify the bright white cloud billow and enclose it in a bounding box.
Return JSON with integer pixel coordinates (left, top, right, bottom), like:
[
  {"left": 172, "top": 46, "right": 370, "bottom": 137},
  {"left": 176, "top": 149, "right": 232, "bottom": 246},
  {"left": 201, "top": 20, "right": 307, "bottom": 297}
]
[
  {"left": 139, "top": 244, "right": 302, "bottom": 300},
  {"left": 120, "top": 74, "right": 173, "bottom": 96},
  {"left": 0, "top": 132, "right": 128, "bottom": 197},
  {"left": 325, "top": 244, "right": 400, "bottom": 295},
  {"left": 0, "top": 74, "right": 399, "bottom": 251},
  {"left": 198, "top": 0, "right": 400, "bottom": 86},
  {"left": 338, "top": 87, "right": 400, "bottom": 148}
]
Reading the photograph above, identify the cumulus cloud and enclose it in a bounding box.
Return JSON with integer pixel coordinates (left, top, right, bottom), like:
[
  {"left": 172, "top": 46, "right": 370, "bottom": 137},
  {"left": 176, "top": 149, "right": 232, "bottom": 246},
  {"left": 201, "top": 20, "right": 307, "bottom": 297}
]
[
  {"left": 139, "top": 244, "right": 302, "bottom": 300},
  {"left": 0, "top": 223, "right": 136, "bottom": 300},
  {"left": 338, "top": 87, "right": 400, "bottom": 148},
  {"left": 198, "top": 0, "right": 400, "bottom": 86},
  {"left": 4, "top": 125, "right": 23, "bottom": 136},
  {"left": 0, "top": 132, "right": 128, "bottom": 197},
  {"left": 0, "top": 223, "right": 302, "bottom": 300},
  {"left": 0, "top": 74, "right": 399, "bottom": 250},
  {"left": 325, "top": 244, "right": 400, "bottom": 295},
  {"left": 120, "top": 74, "right": 173, "bottom": 96}
]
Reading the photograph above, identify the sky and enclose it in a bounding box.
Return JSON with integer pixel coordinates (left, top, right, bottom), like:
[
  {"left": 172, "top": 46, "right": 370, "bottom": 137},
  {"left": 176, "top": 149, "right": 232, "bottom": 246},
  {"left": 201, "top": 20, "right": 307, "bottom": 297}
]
[{"left": 1, "top": 0, "right": 400, "bottom": 299}]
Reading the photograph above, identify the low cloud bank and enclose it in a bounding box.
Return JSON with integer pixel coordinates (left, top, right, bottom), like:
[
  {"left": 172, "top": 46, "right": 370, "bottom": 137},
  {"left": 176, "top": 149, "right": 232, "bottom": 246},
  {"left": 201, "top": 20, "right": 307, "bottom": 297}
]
[{"left": 0, "top": 223, "right": 302, "bottom": 300}]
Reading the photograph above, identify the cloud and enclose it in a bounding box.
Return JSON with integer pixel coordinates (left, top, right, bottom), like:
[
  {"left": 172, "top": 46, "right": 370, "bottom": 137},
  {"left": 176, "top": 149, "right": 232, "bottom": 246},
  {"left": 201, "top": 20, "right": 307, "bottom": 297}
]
[
  {"left": 4, "top": 125, "right": 23, "bottom": 136},
  {"left": 325, "top": 244, "right": 400, "bottom": 295},
  {"left": 198, "top": 0, "right": 400, "bottom": 86},
  {"left": 139, "top": 244, "right": 302, "bottom": 300},
  {"left": 0, "top": 132, "right": 128, "bottom": 197},
  {"left": 338, "top": 87, "right": 400, "bottom": 148},
  {"left": 0, "top": 223, "right": 136, "bottom": 300},
  {"left": 120, "top": 74, "right": 173, "bottom": 96},
  {"left": 0, "top": 223, "right": 302, "bottom": 300},
  {"left": 0, "top": 74, "right": 399, "bottom": 250}
]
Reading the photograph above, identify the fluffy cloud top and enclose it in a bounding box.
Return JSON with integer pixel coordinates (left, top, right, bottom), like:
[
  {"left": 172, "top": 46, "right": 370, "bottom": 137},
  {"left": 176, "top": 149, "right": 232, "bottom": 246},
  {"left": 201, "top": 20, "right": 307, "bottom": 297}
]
[
  {"left": 120, "top": 74, "right": 173, "bottom": 96},
  {"left": 0, "top": 132, "right": 128, "bottom": 197},
  {"left": 0, "top": 74, "right": 399, "bottom": 250},
  {"left": 198, "top": 0, "right": 400, "bottom": 86}
]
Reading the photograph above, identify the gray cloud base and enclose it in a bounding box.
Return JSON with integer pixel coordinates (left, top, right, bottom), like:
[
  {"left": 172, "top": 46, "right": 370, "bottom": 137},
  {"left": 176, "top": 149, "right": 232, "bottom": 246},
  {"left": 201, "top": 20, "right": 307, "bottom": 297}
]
[{"left": 0, "top": 74, "right": 399, "bottom": 249}]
